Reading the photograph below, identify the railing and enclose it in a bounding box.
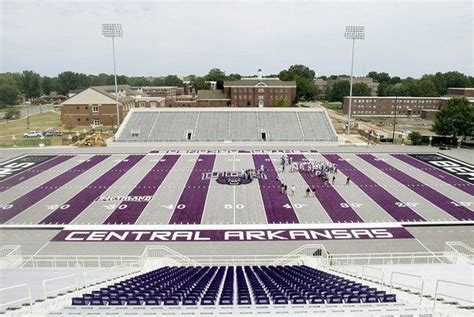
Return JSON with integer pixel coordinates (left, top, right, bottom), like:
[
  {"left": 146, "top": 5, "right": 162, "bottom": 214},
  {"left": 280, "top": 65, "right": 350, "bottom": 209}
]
[
  {"left": 43, "top": 274, "right": 79, "bottom": 299},
  {"left": 271, "top": 244, "right": 328, "bottom": 266},
  {"left": 0, "top": 283, "right": 32, "bottom": 313},
  {"left": 360, "top": 265, "right": 384, "bottom": 286},
  {"left": 389, "top": 271, "right": 424, "bottom": 304},
  {"left": 445, "top": 241, "right": 473, "bottom": 261},
  {"left": 21, "top": 254, "right": 142, "bottom": 268},
  {"left": 0, "top": 245, "right": 22, "bottom": 268},
  {"left": 434, "top": 280, "right": 473, "bottom": 308},
  {"left": 142, "top": 245, "right": 200, "bottom": 267},
  {"left": 327, "top": 251, "right": 456, "bottom": 266},
  {"left": 84, "top": 268, "right": 110, "bottom": 286}
]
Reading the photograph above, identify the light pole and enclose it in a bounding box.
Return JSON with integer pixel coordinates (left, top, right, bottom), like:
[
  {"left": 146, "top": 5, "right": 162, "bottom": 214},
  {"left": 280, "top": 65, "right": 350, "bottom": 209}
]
[
  {"left": 392, "top": 95, "right": 398, "bottom": 143},
  {"left": 102, "top": 23, "right": 123, "bottom": 128},
  {"left": 344, "top": 25, "right": 365, "bottom": 135}
]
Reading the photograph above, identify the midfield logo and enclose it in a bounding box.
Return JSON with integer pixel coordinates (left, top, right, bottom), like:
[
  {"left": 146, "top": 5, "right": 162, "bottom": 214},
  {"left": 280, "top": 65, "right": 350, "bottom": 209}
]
[{"left": 202, "top": 171, "right": 253, "bottom": 186}]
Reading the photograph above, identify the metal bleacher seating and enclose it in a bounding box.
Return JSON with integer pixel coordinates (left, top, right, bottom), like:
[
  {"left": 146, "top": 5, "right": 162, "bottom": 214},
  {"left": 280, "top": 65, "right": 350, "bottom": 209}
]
[
  {"left": 194, "top": 112, "right": 229, "bottom": 141},
  {"left": 71, "top": 265, "right": 395, "bottom": 306},
  {"left": 116, "top": 109, "right": 338, "bottom": 142}
]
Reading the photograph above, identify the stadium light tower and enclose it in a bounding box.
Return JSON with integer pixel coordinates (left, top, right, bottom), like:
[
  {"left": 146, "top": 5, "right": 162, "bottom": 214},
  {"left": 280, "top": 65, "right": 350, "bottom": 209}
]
[
  {"left": 102, "top": 23, "right": 123, "bottom": 128},
  {"left": 344, "top": 25, "right": 365, "bottom": 135}
]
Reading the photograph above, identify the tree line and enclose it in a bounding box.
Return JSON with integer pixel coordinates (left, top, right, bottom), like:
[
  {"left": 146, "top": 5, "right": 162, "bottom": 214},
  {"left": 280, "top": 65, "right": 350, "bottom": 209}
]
[{"left": 0, "top": 67, "right": 473, "bottom": 107}]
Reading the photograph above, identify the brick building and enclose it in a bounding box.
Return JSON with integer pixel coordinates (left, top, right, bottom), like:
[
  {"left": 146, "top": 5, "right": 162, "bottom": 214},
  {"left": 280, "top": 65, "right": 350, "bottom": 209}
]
[
  {"left": 343, "top": 96, "right": 448, "bottom": 117},
  {"left": 223, "top": 74, "right": 296, "bottom": 107},
  {"left": 447, "top": 87, "right": 474, "bottom": 98},
  {"left": 196, "top": 90, "right": 231, "bottom": 107},
  {"left": 61, "top": 85, "right": 166, "bottom": 127},
  {"left": 61, "top": 87, "right": 135, "bottom": 127}
]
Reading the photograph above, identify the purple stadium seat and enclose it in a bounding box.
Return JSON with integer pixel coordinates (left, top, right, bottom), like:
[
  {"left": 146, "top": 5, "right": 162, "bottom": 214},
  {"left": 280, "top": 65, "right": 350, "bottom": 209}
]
[{"left": 72, "top": 265, "right": 395, "bottom": 307}]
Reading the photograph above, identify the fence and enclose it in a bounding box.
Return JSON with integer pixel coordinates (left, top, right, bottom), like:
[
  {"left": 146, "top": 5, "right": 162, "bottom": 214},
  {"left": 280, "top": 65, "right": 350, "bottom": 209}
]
[
  {"left": 21, "top": 254, "right": 142, "bottom": 268},
  {"left": 327, "top": 251, "right": 456, "bottom": 266}
]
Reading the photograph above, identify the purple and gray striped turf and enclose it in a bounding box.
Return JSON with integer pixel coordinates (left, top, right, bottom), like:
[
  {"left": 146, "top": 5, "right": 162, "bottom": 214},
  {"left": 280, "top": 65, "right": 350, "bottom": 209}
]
[
  {"left": 0, "top": 155, "right": 74, "bottom": 193},
  {"left": 104, "top": 155, "right": 180, "bottom": 224},
  {"left": 392, "top": 154, "right": 474, "bottom": 196},
  {"left": 324, "top": 154, "right": 424, "bottom": 222},
  {"left": 290, "top": 154, "right": 362, "bottom": 223},
  {"left": 359, "top": 154, "right": 473, "bottom": 221},
  {"left": 252, "top": 154, "right": 299, "bottom": 224},
  {"left": 168, "top": 155, "right": 216, "bottom": 224},
  {"left": 40, "top": 155, "right": 144, "bottom": 224},
  {"left": 0, "top": 155, "right": 109, "bottom": 224}
]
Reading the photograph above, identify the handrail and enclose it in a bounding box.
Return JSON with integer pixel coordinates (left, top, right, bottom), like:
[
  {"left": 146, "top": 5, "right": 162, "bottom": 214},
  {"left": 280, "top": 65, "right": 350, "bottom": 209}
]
[
  {"left": 328, "top": 251, "right": 455, "bottom": 266},
  {"left": 389, "top": 271, "right": 424, "bottom": 304},
  {"left": 0, "top": 283, "right": 32, "bottom": 312},
  {"left": 433, "top": 279, "right": 474, "bottom": 309},
  {"left": 42, "top": 274, "right": 78, "bottom": 299},
  {"left": 361, "top": 265, "right": 384, "bottom": 286},
  {"left": 84, "top": 268, "right": 109, "bottom": 286},
  {"left": 271, "top": 244, "right": 327, "bottom": 266}
]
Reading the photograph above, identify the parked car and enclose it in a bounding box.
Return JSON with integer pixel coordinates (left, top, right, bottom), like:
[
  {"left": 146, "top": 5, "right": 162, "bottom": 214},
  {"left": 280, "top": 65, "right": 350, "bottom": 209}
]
[
  {"left": 53, "top": 102, "right": 61, "bottom": 109},
  {"left": 43, "top": 128, "right": 63, "bottom": 136},
  {"left": 23, "top": 131, "right": 43, "bottom": 138}
]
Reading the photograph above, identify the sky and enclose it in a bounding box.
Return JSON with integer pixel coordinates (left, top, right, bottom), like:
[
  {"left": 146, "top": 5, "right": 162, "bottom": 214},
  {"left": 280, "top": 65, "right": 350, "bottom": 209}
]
[{"left": 0, "top": 0, "right": 472, "bottom": 78}]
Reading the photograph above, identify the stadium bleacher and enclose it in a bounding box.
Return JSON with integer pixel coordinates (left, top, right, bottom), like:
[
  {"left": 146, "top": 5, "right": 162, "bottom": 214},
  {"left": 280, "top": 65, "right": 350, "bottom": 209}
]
[
  {"left": 71, "top": 265, "right": 394, "bottom": 306},
  {"left": 115, "top": 108, "right": 338, "bottom": 142}
]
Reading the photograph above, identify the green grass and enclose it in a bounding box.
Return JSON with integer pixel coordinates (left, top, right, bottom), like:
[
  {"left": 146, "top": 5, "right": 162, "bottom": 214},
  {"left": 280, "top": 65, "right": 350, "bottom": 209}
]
[
  {"left": 0, "top": 111, "right": 62, "bottom": 138},
  {"left": 321, "top": 101, "right": 343, "bottom": 113}
]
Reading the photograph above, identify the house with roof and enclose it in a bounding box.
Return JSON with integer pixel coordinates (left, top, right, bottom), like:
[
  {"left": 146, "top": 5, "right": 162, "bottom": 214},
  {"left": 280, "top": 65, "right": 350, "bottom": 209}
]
[{"left": 60, "top": 85, "right": 165, "bottom": 127}]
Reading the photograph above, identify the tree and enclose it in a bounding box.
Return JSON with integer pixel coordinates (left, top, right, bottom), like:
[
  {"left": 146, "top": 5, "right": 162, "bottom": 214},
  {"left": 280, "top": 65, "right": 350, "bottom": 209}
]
[
  {"left": 22, "top": 70, "right": 42, "bottom": 99},
  {"left": 190, "top": 76, "right": 210, "bottom": 92},
  {"left": 276, "top": 97, "right": 290, "bottom": 107},
  {"left": 205, "top": 68, "right": 226, "bottom": 89},
  {"left": 226, "top": 73, "right": 241, "bottom": 81},
  {"left": 162, "top": 75, "right": 183, "bottom": 87},
  {"left": 353, "top": 83, "right": 372, "bottom": 96},
  {"left": 278, "top": 65, "right": 319, "bottom": 101},
  {"left": 418, "top": 79, "right": 438, "bottom": 96},
  {"left": 295, "top": 78, "right": 320, "bottom": 101},
  {"left": 408, "top": 131, "right": 423, "bottom": 145},
  {"left": 56, "top": 71, "right": 78, "bottom": 95},
  {"left": 0, "top": 84, "right": 19, "bottom": 106},
  {"left": 3, "top": 108, "right": 20, "bottom": 120},
  {"left": 367, "top": 71, "right": 391, "bottom": 83},
  {"left": 432, "top": 98, "right": 474, "bottom": 139},
  {"left": 279, "top": 64, "right": 315, "bottom": 81},
  {"left": 327, "top": 80, "right": 350, "bottom": 102},
  {"left": 41, "top": 76, "right": 53, "bottom": 95}
]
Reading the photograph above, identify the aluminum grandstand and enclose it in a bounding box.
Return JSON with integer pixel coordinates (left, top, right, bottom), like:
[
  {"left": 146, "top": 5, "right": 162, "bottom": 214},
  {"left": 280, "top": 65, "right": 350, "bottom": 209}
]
[{"left": 115, "top": 108, "right": 338, "bottom": 143}]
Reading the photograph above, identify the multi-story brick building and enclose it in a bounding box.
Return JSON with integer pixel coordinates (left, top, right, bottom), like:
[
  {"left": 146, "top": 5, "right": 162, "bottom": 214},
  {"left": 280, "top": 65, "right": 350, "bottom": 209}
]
[
  {"left": 61, "top": 85, "right": 165, "bottom": 127},
  {"left": 343, "top": 96, "right": 449, "bottom": 117},
  {"left": 447, "top": 87, "right": 474, "bottom": 98}
]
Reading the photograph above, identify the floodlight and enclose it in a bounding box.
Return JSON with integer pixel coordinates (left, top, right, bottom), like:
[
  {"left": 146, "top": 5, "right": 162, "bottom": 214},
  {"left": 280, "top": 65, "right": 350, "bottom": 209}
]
[{"left": 344, "top": 25, "right": 366, "bottom": 135}]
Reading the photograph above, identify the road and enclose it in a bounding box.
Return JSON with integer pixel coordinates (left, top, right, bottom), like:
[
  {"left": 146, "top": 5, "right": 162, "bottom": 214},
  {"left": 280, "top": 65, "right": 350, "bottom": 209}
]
[{"left": 20, "top": 104, "right": 55, "bottom": 118}]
